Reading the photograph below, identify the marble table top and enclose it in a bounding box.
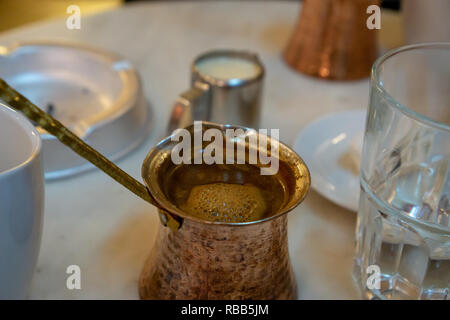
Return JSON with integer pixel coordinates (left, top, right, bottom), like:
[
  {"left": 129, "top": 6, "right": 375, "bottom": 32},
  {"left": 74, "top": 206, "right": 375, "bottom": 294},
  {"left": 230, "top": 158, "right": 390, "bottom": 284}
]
[{"left": 0, "top": 1, "right": 372, "bottom": 299}]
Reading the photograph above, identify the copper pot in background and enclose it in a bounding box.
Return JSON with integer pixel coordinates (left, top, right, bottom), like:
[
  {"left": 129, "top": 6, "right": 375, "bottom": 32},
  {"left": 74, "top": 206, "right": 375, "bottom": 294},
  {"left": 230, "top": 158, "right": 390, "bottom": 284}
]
[{"left": 284, "top": 0, "right": 380, "bottom": 80}]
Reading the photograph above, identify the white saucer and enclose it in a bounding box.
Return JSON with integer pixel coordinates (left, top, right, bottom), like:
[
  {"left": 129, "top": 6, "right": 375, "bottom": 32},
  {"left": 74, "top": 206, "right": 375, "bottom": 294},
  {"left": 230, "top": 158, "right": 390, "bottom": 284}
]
[{"left": 293, "top": 110, "right": 367, "bottom": 212}]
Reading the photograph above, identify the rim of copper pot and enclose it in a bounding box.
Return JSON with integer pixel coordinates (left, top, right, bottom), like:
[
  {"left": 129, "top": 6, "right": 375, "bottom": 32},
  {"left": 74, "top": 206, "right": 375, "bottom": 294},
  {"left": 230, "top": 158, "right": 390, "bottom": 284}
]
[{"left": 142, "top": 121, "right": 311, "bottom": 227}]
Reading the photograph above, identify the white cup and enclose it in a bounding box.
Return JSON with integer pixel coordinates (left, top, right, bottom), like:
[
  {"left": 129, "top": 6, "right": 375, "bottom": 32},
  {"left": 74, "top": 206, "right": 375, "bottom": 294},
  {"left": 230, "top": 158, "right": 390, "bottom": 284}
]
[{"left": 0, "top": 103, "right": 44, "bottom": 299}]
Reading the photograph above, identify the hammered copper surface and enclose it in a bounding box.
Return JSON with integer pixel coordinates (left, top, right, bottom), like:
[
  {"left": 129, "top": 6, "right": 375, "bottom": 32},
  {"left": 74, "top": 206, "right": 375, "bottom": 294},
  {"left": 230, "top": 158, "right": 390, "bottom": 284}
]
[
  {"left": 140, "top": 122, "right": 310, "bottom": 300},
  {"left": 284, "top": 0, "right": 379, "bottom": 80},
  {"left": 139, "top": 214, "right": 296, "bottom": 300}
]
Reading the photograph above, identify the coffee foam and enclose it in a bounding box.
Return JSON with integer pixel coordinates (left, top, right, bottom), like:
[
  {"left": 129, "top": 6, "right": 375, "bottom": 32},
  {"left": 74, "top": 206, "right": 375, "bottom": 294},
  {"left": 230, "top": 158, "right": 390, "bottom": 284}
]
[{"left": 181, "top": 182, "right": 268, "bottom": 222}]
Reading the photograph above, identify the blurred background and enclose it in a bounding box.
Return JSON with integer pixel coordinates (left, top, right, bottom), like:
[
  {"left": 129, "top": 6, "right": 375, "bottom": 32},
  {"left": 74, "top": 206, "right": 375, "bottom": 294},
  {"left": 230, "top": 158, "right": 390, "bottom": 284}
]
[
  {"left": 0, "top": 0, "right": 401, "bottom": 32},
  {"left": 0, "top": 0, "right": 122, "bottom": 32}
]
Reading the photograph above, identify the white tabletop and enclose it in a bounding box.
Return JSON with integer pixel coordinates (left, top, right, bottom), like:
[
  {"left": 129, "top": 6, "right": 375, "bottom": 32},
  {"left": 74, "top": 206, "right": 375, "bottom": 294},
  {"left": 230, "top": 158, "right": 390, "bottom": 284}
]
[{"left": 0, "top": 1, "right": 370, "bottom": 299}]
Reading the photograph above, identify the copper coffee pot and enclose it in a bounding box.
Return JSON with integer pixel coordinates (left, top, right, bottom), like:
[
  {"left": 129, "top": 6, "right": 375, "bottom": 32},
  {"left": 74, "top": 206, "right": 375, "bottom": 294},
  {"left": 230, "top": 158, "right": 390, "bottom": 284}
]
[
  {"left": 140, "top": 122, "right": 310, "bottom": 299},
  {"left": 284, "top": 0, "right": 380, "bottom": 80}
]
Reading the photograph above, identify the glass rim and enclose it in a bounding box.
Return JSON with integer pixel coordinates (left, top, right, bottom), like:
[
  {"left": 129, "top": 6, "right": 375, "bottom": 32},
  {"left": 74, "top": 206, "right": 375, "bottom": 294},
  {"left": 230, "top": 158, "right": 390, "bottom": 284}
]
[{"left": 372, "top": 42, "right": 450, "bottom": 133}]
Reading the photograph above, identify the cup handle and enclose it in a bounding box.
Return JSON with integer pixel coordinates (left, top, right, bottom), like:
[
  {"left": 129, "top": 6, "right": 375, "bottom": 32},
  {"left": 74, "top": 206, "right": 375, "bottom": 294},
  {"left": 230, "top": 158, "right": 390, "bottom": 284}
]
[{"left": 167, "top": 81, "right": 210, "bottom": 134}]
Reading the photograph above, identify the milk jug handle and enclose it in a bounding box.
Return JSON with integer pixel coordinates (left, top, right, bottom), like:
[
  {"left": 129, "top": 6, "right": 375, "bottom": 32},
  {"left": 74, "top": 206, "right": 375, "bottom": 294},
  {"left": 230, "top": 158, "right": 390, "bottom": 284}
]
[{"left": 167, "top": 81, "right": 210, "bottom": 134}]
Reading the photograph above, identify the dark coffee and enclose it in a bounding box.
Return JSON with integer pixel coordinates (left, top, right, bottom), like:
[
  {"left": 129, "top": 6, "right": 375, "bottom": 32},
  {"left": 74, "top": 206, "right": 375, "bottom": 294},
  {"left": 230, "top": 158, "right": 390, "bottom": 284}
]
[{"left": 164, "top": 163, "right": 289, "bottom": 223}]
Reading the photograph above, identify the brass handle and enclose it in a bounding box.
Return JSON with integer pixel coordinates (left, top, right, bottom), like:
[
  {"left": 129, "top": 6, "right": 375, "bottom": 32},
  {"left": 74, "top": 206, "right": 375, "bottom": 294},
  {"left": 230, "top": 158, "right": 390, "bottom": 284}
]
[{"left": 0, "top": 78, "right": 182, "bottom": 231}]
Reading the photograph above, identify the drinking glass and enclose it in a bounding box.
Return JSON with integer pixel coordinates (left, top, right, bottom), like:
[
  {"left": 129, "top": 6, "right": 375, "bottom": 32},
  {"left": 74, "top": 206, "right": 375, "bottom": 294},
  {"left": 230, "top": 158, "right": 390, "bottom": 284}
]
[{"left": 353, "top": 43, "right": 450, "bottom": 300}]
